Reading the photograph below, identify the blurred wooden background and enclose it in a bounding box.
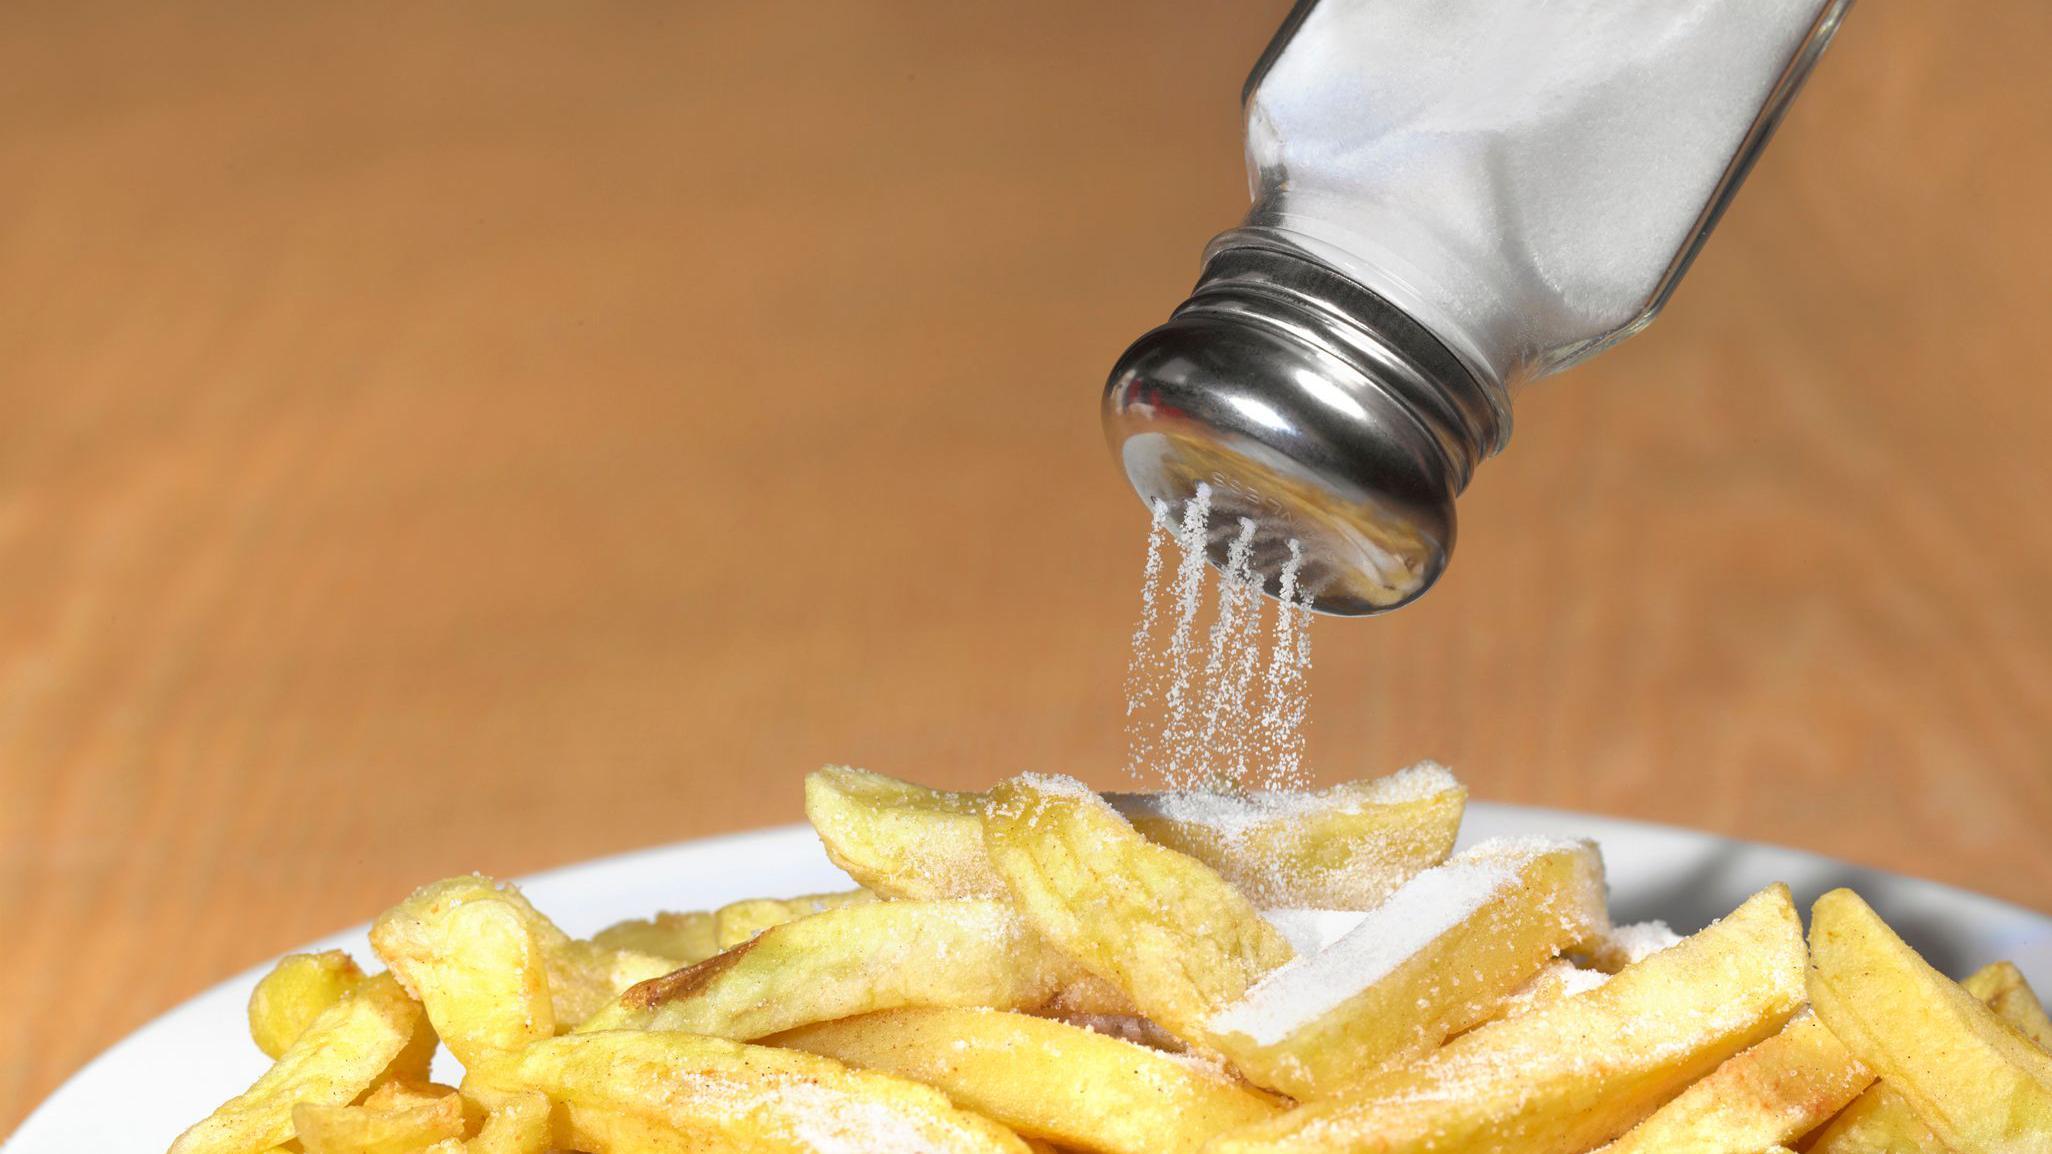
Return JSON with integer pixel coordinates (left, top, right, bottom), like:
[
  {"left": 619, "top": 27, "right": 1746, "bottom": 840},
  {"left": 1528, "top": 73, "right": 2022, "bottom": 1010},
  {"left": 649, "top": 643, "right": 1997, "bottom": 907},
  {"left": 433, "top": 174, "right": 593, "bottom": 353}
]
[{"left": 5, "top": 0, "right": 2052, "bottom": 1133}]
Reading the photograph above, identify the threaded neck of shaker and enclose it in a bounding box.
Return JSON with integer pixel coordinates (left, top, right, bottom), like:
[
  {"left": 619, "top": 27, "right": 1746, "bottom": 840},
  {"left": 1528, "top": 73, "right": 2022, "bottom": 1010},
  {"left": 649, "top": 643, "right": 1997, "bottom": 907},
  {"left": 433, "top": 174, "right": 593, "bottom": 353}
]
[{"left": 1183, "top": 230, "right": 1508, "bottom": 489}]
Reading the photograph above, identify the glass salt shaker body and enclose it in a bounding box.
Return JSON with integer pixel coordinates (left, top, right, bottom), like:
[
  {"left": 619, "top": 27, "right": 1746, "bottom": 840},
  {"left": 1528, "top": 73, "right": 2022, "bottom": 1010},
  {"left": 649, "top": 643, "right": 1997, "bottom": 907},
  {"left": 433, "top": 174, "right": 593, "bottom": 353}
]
[{"left": 1103, "top": 0, "right": 1853, "bottom": 615}]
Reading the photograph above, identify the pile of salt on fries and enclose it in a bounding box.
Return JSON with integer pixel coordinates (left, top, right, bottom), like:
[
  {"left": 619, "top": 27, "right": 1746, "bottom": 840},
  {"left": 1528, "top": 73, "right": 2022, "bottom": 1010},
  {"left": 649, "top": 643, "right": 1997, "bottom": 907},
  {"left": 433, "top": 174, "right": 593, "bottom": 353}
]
[{"left": 171, "top": 764, "right": 2052, "bottom": 1154}]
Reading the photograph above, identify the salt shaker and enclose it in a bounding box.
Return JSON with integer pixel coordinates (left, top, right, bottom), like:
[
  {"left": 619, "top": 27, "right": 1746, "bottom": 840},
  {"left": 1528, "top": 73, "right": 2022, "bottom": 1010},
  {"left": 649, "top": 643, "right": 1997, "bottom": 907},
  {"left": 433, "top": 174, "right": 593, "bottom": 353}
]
[{"left": 1103, "top": 0, "right": 1853, "bottom": 615}]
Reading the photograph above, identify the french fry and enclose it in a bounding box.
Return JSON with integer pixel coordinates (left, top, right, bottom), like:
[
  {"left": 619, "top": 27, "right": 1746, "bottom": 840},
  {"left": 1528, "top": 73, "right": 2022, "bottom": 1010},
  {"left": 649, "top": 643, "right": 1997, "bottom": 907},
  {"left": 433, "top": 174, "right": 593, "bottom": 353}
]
[
  {"left": 580, "top": 899, "right": 1085, "bottom": 1038},
  {"left": 982, "top": 774, "right": 1295, "bottom": 1050},
  {"left": 370, "top": 876, "right": 557, "bottom": 1065},
  {"left": 485, "top": 1029, "right": 1034, "bottom": 1153},
  {"left": 589, "top": 910, "right": 720, "bottom": 965},
  {"left": 1801, "top": 1085, "right": 1940, "bottom": 1154},
  {"left": 806, "top": 765, "right": 1000, "bottom": 899},
  {"left": 371, "top": 874, "right": 681, "bottom": 1047},
  {"left": 292, "top": 1085, "right": 466, "bottom": 1154},
  {"left": 1964, "top": 960, "right": 2052, "bottom": 1051},
  {"left": 545, "top": 938, "right": 681, "bottom": 1026},
  {"left": 1209, "top": 837, "right": 1608, "bottom": 1097},
  {"left": 773, "top": 1006, "right": 1281, "bottom": 1154},
  {"left": 1803, "top": 957, "right": 2049, "bottom": 1154},
  {"left": 468, "top": 1090, "right": 552, "bottom": 1154},
  {"left": 1591, "top": 1010, "right": 1872, "bottom": 1153},
  {"left": 170, "top": 973, "right": 431, "bottom": 1154},
  {"left": 712, "top": 888, "right": 876, "bottom": 949},
  {"left": 1114, "top": 763, "right": 1467, "bottom": 908},
  {"left": 247, "top": 950, "right": 366, "bottom": 1059},
  {"left": 1209, "top": 885, "right": 1807, "bottom": 1154},
  {"left": 1807, "top": 888, "right": 2052, "bottom": 1152},
  {"left": 1805, "top": 952, "right": 2052, "bottom": 1149},
  {"left": 808, "top": 764, "right": 1464, "bottom": 908}
]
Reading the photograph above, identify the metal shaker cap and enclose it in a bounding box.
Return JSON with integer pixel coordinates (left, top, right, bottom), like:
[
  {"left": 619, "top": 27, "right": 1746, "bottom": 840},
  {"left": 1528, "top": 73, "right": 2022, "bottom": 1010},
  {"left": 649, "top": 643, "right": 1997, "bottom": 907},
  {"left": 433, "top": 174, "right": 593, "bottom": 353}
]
[{"left": 1103, "top": 233, "right": 1505, "bottom": 616}]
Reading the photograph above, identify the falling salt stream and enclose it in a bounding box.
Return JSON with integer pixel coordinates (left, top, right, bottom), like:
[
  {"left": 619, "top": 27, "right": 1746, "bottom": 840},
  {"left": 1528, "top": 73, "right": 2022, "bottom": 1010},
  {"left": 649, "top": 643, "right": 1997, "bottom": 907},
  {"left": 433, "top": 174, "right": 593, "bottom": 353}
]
[{"left": 1123, "top": 483, "right": 1315, "bottom": 792}]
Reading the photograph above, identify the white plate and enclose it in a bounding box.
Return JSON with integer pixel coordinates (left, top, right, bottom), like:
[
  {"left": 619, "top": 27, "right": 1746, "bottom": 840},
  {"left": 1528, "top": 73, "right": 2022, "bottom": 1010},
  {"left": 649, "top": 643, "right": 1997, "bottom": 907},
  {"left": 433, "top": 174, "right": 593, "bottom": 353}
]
[{"left": 10, "top": 802, "right": 2051, "bottom": 1152}]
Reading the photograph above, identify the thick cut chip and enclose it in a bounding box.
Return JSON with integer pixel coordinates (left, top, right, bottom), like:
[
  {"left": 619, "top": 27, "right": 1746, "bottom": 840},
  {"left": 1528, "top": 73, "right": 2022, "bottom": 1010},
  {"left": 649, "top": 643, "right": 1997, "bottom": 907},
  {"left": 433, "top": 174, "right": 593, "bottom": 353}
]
[
  {"left": 486, "top": 1029, "right": 1032, "bottom": 1154},
  {"left": 1807, "top": 888, "right": 2052, "bottom": 1152},
  {"left": 805, "top": 765, "right": 1000, "bottom": 899},
  {"left": 982, "top": 773, "right": 1296, "bottom": 1050},
  {"left": 468, "top": 1090, "right": 552, "bottom": 1154},
  {"left": 371, "top": 874, "right": 678, "bottom": 1045},
  {"left": 293, "top": 1086, "right": 466, "bottom": 1154},
  {"left": 248, "top": 950, "right": 366, "bottom": 1059},
  {"left": 808, "top": 764, "right": 1464, "bottom": 908},
  {"left": 580, "top": 899, "right": 1082, "bottom": 1038},
  {"left": 170, "top": 973, "right": 430, "bottom": 1154},
  {"left": 1113, "top": 763, "right": 1467, "bottom": 908},
  {"left": 1806, "top": 957, "right": 2048, "bottom": 1154},
  {"left": 1802, "top": 1085, "right": 1940, "bottom": 1154},
  {"left": 1209, "top": 885, "right": 1807, "bottom": 1154},
  {"left": 590, "top": 910, "right": 720, "bottom": 966},
  {"left": 1964, "top": 960, "right": 2052, "bottom": 1051},
  {"left": 712, "top": 888, "right": 876, "bottom": 949},
  {"left": 370, "top": 876, "right": 556, "bottom": 1064},
  {"left": 1210, "top": 837, "right": 1608, "bottom": 1096},
  {"left": 546, "top": 938, "right": 680, "bottom": 1026},
  {"left": 774, "top": 1007, "right": 1281, "bottom": 1154},
  {"left": 1591, "top": 1010, "right": 1872, "bottom": 1153}
]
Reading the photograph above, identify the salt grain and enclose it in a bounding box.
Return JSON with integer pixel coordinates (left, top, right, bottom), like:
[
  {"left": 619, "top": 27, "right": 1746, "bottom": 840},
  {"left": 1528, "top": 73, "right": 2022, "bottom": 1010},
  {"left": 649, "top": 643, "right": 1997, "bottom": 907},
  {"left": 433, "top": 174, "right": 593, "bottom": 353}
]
[
  {"left": 1121, "top": 490, "right": 1321, "bottom": 793},
  {"left": 1261, "top": 908, "right": 1373, "bottom": 956},
  {"left": 1607, "top": 920, "right": 1684, "bottom": 965}
]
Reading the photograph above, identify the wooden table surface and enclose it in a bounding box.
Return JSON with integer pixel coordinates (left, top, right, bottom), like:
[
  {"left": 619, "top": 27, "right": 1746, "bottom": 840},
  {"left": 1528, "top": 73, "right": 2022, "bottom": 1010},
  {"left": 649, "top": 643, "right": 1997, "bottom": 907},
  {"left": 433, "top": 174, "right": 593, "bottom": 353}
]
[{"left": 6, "top": 0, "right": 2052, "bottom": 1134}]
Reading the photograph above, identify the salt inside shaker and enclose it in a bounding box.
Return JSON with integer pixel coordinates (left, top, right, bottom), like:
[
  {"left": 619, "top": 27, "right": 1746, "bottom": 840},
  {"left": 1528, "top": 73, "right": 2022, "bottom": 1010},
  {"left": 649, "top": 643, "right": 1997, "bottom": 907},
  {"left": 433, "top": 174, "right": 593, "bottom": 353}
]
[{"left": 1103, "top": 0, "right": 1854, "bottom": 615}]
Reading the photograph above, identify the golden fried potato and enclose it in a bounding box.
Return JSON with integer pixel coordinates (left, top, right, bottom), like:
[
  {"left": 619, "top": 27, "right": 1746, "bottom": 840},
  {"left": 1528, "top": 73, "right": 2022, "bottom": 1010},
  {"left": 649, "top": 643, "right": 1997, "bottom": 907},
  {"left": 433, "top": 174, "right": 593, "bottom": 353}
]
[
  {"left": 1112, "top": 763, "right": 1466, "bottom": 908},
  {"left": 1210, "top": 837, "right": 1608, "bottom": 1096},
  {"left": 1801, "top": 1085, "right": 1939, "bottom": 1154},
  {"left": 370, "top": 876, "right": 556, "bottom": 1065},
  {"left": 468, "top": 1090, "right": 552, "bottom": 1154},
  {"left": 293, "top": 1084, "right": 466, "bottom": 1154},
  {"left": 580, "top": 898, "right": 1082, "bottom": 1038},
  {"left": 774, "top": 1007, "right": 1281, "bottom": 1154},
  {"left": 805, "top": 765, "right": 1017, "bottom": 899},
  {"left": 1964, "top": 960, "right": 2052, "bottom": 1050},
  {"left": 247, "top": 950, "right": 366, "bottom": 1060},
  {"left": 485, "top": 1029, "right": 1033, "bottom": 1153},
  {"left": 589, "top": 910, "right": 719, "bottom": 965},
  {"left": 1038, "top": 971, "right": 1142, "bottom": 1018},
  {"left": 1807, "top": 888, "right": 2052, "bottom": 1151},
  {"left": 170, "top": 973, "right": 430, "bottom": 1154},
  {"left": 1592, "top": 1010, "right": 1872, "bottom": 1153},
  {"left": 982, "top": 773, "right": 1295, "bottom": 1050},
  {"left": 371, "top": 874, "right": 680, "bottom": 1045},
  {"left": 1803, "top": 956, "right": 2049, "bottom": 1154},
  {"left": 808, "top": 764, "right": 1464, "bottom": 908},
  {"left": 1209, "top": 885, "right": 1807, "bottom": 1154},
  {"left": 545, "top": 938, "right": 681, "bottom": 1026},
  {"left": 712, "top": 888, "right": 876, "bottom": 949}
]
